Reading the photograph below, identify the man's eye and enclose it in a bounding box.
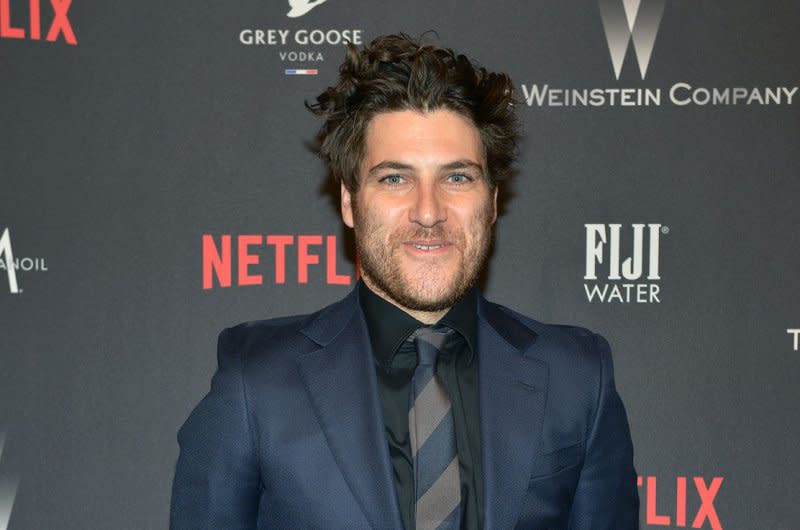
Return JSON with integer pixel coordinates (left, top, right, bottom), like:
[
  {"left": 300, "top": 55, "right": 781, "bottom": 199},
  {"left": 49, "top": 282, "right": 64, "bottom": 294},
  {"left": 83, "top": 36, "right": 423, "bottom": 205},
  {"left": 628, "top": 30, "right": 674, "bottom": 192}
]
[
  {"left": 380, "top": 175, "right": 406, "bottom": 185},
  {"left": 447, "top": 174, "right": 472, "bottom": 184}
]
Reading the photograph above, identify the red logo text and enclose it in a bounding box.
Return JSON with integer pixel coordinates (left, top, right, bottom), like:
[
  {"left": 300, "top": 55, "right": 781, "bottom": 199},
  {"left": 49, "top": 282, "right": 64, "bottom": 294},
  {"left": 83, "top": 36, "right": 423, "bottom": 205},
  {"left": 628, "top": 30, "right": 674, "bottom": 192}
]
[
  {"left": 638, "top": 475, "right": 724, "bottom": 529},
  {"left": 202, "top": 234, "right": 357, "bottom": 290},
  {"left": 1, "top": 0, "right": 76, "bottom": 44}
]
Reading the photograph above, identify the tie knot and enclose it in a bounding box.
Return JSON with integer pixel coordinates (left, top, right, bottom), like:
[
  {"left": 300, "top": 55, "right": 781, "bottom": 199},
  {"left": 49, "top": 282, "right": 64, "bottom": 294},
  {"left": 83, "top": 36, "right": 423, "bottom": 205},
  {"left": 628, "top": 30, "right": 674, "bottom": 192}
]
[{"left": 412, "top": 326, "right": 452, "bottom": 366}]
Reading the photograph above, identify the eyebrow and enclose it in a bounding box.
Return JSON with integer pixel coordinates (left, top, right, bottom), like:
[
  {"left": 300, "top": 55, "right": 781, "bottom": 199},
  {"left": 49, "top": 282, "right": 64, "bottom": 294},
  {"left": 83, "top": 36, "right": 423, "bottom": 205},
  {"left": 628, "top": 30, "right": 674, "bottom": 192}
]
[
  {"left": 367, "top": 161, "right": 414, "bottom": 176},
  {"left": 367, "top": 159, "right": 486, "bottom": 178},
  {"left": 441, "top": 160, "right": 485, "bottom": 175}
]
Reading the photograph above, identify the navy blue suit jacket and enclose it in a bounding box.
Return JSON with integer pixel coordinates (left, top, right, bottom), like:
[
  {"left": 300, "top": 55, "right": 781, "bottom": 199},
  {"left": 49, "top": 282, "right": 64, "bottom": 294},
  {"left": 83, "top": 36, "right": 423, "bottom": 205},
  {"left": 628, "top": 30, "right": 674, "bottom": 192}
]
[{"left": 170, "top": 287, "right": 639, "bottom": 529}]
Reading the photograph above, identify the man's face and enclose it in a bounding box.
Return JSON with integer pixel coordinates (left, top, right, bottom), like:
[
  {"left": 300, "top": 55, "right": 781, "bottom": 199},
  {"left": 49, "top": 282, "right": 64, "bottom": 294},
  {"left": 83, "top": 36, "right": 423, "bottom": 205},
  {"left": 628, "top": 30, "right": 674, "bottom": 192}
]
[{"left": 341, "top": 109, "right": 497, "bottom": 320}]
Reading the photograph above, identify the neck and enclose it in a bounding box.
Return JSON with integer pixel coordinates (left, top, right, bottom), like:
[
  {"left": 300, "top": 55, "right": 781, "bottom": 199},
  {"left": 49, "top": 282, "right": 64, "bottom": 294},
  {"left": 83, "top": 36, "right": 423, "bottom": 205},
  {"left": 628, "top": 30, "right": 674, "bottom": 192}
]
[{"left": 361, "top": 277, "right": 449, "bottom": 324}]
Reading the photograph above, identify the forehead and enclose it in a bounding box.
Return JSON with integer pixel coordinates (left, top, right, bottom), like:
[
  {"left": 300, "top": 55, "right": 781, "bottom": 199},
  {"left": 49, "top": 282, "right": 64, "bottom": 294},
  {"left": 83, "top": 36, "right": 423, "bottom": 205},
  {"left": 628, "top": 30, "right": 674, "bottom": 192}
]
[{"left": 361, "top": 109, "right": 484, "bottom": 168}]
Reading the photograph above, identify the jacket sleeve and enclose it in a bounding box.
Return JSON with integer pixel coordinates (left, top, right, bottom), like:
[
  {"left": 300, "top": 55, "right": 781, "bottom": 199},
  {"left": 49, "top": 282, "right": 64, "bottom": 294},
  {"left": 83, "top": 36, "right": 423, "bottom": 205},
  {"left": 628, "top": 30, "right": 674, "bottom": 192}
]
[
  {"left": 170, "top": 327, "right": 261, "bottom": 529},
  {"left": 568, "top": 333, "right": 639, "bottom": 529}
]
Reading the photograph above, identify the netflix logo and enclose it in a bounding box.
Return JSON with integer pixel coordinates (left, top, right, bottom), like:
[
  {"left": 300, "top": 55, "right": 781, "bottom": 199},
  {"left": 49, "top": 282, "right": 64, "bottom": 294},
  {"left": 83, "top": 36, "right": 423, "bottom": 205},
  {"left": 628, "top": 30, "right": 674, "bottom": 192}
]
[
  {"left": 202, "top": 233, "right": 357, "bottom": 290},
  {"left": 639, "top": 475, "right": 724, "bottom": 529},
  {"left": 0, "top": 0, "right": 76, "bottom": 45}
]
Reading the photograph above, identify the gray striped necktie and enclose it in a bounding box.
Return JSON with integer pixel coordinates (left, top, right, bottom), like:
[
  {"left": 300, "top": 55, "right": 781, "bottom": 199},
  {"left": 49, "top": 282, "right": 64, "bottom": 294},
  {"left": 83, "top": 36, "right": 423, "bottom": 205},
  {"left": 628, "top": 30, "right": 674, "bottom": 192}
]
[{"left": 408, "top": 326, "right": 461, "bottom": 530}]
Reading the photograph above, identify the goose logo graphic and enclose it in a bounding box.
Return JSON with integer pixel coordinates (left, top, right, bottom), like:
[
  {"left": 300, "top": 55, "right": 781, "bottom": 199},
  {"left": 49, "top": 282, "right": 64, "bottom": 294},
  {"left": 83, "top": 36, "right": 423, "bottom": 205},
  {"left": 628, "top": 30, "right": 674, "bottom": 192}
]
[
  {"left": 599, "top": 0, "right": 665, "bottom": 79},
  {"left": 287, "top": 0, "right": 329, "bottom": 18}
]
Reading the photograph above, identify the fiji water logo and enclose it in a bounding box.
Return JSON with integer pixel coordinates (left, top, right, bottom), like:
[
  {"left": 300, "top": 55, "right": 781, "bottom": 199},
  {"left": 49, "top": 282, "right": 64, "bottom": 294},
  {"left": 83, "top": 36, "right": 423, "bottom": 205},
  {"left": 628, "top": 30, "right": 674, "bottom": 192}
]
[{"left": 583, "top": 223, "right": 667, "bottom": 303}]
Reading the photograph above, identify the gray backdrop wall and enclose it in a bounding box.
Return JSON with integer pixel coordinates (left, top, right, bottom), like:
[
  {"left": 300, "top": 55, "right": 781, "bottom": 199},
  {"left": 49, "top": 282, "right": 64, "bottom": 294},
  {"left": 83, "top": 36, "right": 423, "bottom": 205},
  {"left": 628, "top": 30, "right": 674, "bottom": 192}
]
[{"left": 1, "top": 0, "right": 798, "bottom": 528}]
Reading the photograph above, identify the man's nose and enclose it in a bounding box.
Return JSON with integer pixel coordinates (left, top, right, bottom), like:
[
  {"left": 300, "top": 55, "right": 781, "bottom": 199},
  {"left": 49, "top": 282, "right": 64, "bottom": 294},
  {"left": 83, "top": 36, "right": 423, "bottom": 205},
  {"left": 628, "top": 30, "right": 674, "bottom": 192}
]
[{"left": 409, "top": 181, "right": 447, "bottom": 227}]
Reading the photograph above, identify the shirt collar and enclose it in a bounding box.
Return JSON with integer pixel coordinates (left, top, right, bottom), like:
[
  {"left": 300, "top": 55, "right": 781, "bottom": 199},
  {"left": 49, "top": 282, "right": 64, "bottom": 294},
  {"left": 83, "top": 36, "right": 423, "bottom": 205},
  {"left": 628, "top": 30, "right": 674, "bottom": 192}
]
[{"left": 359, "top": 280, "right": 478, "bottom": 368}]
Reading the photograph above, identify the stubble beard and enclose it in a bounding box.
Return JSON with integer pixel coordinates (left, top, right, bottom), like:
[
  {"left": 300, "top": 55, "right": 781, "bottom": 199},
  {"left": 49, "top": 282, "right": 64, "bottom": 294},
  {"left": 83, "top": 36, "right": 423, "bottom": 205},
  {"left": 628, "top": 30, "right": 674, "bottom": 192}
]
[{"left": 352, "top": 200, "right": 494, "bottom": 313}]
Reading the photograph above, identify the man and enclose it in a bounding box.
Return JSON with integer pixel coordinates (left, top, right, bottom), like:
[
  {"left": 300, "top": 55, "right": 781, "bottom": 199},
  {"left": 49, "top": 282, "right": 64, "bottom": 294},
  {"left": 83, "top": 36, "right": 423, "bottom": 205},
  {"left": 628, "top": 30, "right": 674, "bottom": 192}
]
[{"left": 171, "top": 34, "right": 639, "bottom": 529}]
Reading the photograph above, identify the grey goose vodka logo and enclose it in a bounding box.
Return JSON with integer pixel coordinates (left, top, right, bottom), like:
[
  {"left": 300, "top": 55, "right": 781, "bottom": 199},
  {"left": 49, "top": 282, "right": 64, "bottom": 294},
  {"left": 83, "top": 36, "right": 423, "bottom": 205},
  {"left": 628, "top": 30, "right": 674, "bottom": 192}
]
[
  {"left": 599, "top": 0, "right": 666, "bottom": 79},
  {"left": 240, "top": 0, "right": 360, "bottom": 76}
]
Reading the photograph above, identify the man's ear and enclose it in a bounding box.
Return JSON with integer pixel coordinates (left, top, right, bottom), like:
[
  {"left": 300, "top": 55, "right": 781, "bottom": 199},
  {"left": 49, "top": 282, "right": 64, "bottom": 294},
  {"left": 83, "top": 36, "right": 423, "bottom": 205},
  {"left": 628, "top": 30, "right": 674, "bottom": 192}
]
[{"left": 341, "top": 183, "right": 354, "bottom": 228}]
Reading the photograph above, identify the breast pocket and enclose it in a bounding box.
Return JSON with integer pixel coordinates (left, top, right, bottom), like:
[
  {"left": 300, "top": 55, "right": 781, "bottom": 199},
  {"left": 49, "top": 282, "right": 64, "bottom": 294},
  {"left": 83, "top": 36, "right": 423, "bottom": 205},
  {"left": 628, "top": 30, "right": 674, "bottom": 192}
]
[
  {"left": 518, "top": 442, "right": 584, "bottom": 528},
  {"left": 528, "top": 441, "right": 583, "bottom": 481}
]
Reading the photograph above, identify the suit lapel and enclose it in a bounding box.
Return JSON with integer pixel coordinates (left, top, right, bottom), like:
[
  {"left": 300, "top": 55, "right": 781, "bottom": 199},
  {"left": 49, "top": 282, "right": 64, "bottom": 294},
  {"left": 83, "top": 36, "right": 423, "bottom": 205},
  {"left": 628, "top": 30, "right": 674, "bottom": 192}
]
[
  {"left": 296, "top": 290, "right": 403, "bottom": 529},
  {"left": 478, "top": 299, "right": 549, "bottom": 530}
]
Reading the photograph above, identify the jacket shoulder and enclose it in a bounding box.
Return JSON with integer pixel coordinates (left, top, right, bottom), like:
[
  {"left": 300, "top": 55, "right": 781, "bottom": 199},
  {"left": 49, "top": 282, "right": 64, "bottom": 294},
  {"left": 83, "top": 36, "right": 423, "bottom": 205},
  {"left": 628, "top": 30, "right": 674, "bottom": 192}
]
[
  {"left": 482, "top": 300, "right": 614, "bottom": 393},
  {"left": 485, "top": 302, "right": 621, "bottom": 444},
  {"left": 487, "top": 301, "right": 608, "bottom": 353},
  {"left": 226, "top": 312, "right": 313, "bottom": 343},
  {"left": 215, "top": 291, "right": 359, "bottom": 368}
]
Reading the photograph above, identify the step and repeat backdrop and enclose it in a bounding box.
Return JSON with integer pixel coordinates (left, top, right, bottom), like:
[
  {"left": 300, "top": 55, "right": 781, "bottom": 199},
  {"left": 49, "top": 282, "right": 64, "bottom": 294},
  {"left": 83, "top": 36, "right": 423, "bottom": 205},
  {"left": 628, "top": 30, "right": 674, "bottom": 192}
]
[{"left": 1, "top": 0, "right": 798, "bottom": 528}]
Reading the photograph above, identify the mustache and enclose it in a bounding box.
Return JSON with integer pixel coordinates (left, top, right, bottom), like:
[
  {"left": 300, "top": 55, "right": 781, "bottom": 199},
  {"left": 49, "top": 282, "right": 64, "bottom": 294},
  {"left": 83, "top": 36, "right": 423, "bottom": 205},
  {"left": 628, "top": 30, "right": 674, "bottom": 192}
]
[{"left": 400, "top": 226, "right": 455, "bottom": 241}]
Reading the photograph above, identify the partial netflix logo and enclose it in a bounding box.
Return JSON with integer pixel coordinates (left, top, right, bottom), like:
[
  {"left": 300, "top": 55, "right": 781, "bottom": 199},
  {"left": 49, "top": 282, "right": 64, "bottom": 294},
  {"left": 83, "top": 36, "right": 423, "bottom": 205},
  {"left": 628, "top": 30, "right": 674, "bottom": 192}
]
[
  {"left": 202, "top": 234, "right": 357, "bottom": 290},
  {"left": 639, "top": 475, "right": 724, "bottom": 530},
  {"left": 0, "top": 0, "right": 77, "bottom": 45}
]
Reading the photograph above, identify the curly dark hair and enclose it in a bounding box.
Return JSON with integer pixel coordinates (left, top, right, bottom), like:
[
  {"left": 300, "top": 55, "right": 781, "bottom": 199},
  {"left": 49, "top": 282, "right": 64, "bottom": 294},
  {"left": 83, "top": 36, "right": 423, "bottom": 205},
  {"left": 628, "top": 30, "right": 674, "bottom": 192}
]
[{"left": 307, "top": 33, "right": 520, "bottom": 192}]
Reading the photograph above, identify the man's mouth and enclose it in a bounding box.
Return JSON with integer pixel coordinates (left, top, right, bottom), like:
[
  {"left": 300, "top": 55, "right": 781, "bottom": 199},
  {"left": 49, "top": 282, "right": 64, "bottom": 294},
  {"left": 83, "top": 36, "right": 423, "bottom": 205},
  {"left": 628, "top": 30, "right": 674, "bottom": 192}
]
[
  {"left": 412, "top": 243, "right": 444, "bottom": 250},
  {"left": 404, "top": 240, "right": 450, "bottom": 253}
]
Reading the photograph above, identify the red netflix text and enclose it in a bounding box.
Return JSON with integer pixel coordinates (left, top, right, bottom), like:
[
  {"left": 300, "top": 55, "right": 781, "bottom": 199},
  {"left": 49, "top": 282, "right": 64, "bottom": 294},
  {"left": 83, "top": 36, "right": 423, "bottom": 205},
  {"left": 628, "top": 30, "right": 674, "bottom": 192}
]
[
  {"left": 0, "top": 0, "right": 76, "bottom": 44},
  {"left": 202, "top": 234, "right": 358, "bottom": 290},
  {"left": 638, "top": 475, "right": 724, "bottom": 530}
]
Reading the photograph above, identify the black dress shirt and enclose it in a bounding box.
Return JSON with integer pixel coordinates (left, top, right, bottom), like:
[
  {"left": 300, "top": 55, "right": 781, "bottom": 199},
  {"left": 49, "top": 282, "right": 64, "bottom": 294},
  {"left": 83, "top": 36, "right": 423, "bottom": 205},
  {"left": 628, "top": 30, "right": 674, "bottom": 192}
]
[{"left": 359, "top": 281, "right": 484, "bottom": 530}]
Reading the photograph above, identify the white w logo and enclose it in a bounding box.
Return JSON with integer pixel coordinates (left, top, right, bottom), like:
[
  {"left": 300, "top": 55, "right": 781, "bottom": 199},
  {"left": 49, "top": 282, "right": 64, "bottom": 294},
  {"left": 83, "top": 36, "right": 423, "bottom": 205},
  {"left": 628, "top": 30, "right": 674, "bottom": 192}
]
[{"left": 599, "top": 0, "right": 666, "bottom": 79}]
